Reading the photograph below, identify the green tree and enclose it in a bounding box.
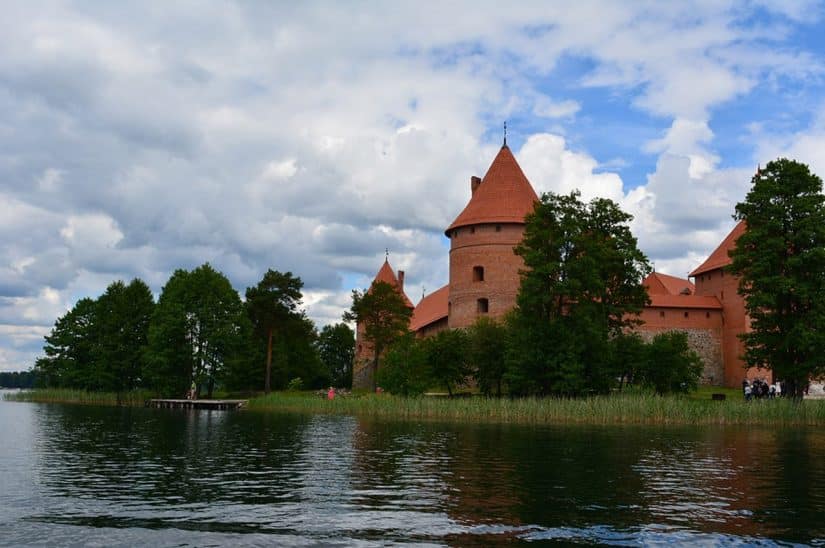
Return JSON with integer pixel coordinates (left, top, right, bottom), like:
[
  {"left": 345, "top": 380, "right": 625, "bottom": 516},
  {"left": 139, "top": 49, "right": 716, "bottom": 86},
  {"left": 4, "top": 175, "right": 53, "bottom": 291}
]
[
  {"left": 318, "top": 323, "right": 355, "bottom": 388},
  {"left": 344, "top": 281, "right": 412, "bottom": 390},
  {"left": 509, "top": 191, "right": 651, "bottom": 396},
  {"left": 729, "top": 159, "right": 825, "bottom": 400},
  {"left": 377, "top": 333, "right": 430, "bottom": 396},
  {"left": 468, "top": 316, "right": 508, "bottom": 397},
  {"left": 639, "top": 331, "right": 703, "bottom": 395},
  {"left": 145, "top": 264, "right": 247, "bottom": 398},
  {"left": 93, "top": 279, "right": 154, "bottom": 395},
  {"left": 245, "top": 270, "right": 304, "bottom": 393},
  {"left": 424, "top": 329, "right": 470, "bottom": 397},
  {"left": 609, "top": 332, "right": 648, "bottom": 390},
  {"left": 34, "top": 297, "right": 98, "bottom": 389}
]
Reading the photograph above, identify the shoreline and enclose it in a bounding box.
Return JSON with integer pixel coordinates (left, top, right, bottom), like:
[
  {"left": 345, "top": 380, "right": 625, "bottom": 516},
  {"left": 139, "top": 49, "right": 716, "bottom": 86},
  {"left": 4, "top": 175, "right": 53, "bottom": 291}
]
[{"left": 7, "top": 388, "right": 825, "bottom": 426}]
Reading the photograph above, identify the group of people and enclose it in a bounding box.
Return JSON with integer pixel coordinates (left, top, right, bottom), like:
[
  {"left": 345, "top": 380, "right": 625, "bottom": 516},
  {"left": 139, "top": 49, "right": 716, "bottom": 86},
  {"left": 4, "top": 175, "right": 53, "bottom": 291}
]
[{"left": 742, "top": 378, "right": 783, "bottom": 401}]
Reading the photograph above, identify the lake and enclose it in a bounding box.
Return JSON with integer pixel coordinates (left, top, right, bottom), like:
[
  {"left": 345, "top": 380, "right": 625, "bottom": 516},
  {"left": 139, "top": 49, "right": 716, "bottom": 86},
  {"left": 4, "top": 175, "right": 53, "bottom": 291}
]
[{"left": 1, "top": 392, "right": 824, "bottom": 546}]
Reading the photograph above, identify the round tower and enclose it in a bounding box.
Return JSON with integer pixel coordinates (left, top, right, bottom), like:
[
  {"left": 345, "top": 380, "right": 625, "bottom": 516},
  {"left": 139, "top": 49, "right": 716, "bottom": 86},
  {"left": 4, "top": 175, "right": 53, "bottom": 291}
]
[{"left": 445, "top": 144, "right": 539, "bottom": 329}]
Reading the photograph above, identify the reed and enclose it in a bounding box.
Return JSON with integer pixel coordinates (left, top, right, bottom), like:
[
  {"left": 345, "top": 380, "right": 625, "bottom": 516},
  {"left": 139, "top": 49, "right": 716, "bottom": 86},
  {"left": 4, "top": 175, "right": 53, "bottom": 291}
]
[
  {"left": 4, "top": 388, "right": 151, "bottom": 407},
  {"left": 247, "top": 390, "right": 825, "bottom": 426}
]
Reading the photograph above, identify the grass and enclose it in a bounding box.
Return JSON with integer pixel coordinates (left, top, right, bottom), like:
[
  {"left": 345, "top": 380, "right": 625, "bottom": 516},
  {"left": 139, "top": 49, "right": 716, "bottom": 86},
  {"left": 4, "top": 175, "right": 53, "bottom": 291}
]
[
  {"left": 8, "top": 387, "right": 825, "bottom": 426},
  {"left": 4, "top": 388, "right": 152, "bottom": 407},
  {"left": 248, "top": 389, "right": 825, "bottom": 426}
]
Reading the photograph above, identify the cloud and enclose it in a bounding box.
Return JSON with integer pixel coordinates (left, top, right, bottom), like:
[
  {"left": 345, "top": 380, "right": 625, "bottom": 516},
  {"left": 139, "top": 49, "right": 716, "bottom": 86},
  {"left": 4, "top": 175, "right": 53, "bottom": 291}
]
[{"left": 0, "top": 1, "right": 821, "bottom": 370}]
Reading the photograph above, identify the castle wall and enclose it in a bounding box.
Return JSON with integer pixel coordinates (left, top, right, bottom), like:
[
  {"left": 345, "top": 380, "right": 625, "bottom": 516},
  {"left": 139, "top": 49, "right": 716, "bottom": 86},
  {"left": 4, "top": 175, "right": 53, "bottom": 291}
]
[
  {"left": 637, "top": 307, "right": 724, "bottom": 384},
  {"left": 352, "top": 322, "right": 375, "bottom": 390},
  {"left": 693, "top": 269, "right": 769, "bottom": 387},
  {"left": 448, "top": 223, "right": 524, "bottom": 329}
]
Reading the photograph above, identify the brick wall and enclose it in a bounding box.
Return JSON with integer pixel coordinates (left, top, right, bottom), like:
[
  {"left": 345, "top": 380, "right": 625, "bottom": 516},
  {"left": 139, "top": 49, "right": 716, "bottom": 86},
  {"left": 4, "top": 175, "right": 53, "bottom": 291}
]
[{"left": 448, "top": 223, "right": 524, "bottom": 328}]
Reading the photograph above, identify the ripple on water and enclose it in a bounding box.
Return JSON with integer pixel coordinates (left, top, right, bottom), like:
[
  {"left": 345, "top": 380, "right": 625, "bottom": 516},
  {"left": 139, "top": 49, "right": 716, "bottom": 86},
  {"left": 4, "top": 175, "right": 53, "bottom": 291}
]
[{"left": 1, "top": 401, "right": 824, "bottom": 545}]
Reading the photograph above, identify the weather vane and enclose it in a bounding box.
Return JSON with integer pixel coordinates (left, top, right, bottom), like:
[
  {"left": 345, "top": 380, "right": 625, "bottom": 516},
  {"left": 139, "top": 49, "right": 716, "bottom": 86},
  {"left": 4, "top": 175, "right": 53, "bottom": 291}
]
[
  {"left": 504, "top": 120, "right": 507, "bottom": 146},
  {"left": 385, "top": 248, "right": 389, "bottom": 261}
]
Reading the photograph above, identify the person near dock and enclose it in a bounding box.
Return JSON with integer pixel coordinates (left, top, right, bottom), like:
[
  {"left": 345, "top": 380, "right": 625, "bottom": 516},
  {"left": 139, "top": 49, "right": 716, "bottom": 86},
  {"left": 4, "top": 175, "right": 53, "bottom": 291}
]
[
  {"left": 327, "top": 386, "right": 335, "bottom": 400},
  {"left": 188, "top": 380, "right": 197, "bottom": 400},
  {"left": 744, "top": 383, "right": 752, "bottom": 401}
]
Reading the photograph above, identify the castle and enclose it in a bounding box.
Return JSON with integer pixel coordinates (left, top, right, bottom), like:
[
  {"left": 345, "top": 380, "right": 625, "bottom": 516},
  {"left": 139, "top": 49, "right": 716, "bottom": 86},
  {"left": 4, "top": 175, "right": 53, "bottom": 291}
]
[{"left": 353, "top": 142, "right": 765, "bottom": 389}]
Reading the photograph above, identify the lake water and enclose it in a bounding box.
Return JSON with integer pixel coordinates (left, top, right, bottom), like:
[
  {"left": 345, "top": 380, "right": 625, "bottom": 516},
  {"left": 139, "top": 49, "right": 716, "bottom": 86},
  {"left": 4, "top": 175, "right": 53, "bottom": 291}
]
[{"left": 1, "top": 393, "right": 824, "bottom": 546}]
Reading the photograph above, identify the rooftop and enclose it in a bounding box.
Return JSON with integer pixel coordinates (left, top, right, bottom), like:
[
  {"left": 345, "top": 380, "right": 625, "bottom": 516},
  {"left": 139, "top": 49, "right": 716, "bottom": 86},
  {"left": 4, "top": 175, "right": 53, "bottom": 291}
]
[
  {"left": 446, "top": 144, "right": 539, "bottom": 234},
  {"left": 410, "top": 284, "right": 449, "bottom": 331},
  {"left": 689, "top": 221, "right": 746, "bottom": 277}
]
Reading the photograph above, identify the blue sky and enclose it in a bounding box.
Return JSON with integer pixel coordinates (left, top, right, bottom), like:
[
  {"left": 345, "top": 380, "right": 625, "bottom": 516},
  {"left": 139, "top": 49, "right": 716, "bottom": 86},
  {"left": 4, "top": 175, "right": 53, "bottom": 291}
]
[{"left": 1, "top": 1, "right": 825, "bottom": 371}]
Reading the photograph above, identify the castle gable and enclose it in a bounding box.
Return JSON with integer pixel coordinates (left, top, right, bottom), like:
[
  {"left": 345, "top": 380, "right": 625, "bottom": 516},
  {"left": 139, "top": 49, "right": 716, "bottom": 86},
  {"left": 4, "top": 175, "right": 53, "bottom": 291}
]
[{"left": 689, "top": 221, "right": 746, "bottom": 277}]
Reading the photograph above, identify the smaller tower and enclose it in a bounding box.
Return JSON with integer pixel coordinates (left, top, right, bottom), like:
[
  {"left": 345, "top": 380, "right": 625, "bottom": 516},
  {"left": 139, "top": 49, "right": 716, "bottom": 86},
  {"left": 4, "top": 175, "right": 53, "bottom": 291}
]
[{"left": 352, "top": 258, "right": 413, "bottom": 390}]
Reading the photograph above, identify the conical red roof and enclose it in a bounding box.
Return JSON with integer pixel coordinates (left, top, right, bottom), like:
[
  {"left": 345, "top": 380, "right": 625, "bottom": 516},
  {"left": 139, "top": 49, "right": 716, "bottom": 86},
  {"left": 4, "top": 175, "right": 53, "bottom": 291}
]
[
  {"left": 689, "top": 221, "right": 746, "bottom": 277},
  {"left": 446, "top": 145, "right": 539, "bottom": 234},
  {"left": 371, "top": 259, "right": 413, "bottom": 308}
]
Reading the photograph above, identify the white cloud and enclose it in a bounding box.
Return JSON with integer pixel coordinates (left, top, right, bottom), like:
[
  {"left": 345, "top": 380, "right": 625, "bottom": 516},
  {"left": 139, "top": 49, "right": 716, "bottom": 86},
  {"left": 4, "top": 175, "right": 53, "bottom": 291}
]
[{"left": 0, "top": 1, "right": 821, "bottom": 370}]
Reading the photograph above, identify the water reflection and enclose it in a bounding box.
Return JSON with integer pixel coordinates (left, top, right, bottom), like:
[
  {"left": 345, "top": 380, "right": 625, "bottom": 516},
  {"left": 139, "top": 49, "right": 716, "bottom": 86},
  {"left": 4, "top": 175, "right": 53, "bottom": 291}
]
[{"left": 1, "top": 400, "right": 822, "bottom": 546}]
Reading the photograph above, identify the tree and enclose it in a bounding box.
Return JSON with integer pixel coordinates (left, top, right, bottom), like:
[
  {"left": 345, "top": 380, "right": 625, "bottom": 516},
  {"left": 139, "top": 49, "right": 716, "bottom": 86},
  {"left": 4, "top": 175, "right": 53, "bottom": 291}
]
[
  {"left": 509, "top": 191, "right": 651, "bottom": 396},
  {"left": 468, "top": 316, "right": 508, "bottom": 397},
  {"left": 93, "top": 279, "right": 154, "bottom": 395},
  {"left": 245, "top": 270, "right": 304, "bottom": 393},
  {"left": 377, "top": 333, "right": 430, "bottom": 396},
  {"left": 639, "top": 331, "right": 703, "bottom": 395},
  {"left": 344, "top": 281, "right": 412, "bottom": 391},
  {"left": 318, "top": 323, "right": 355, "bottom": 388},
  {"left": 34, "top": 298, "right": 98, "bottom": 389},
  {"left": 145, "top": 264, "right": 247, "bottom": 398},
  {"left": 424, "top": 329, "right": 470, "bottom": 397},
  {"left": 729, "top": 158, "right": 825, "bottom": 399}
]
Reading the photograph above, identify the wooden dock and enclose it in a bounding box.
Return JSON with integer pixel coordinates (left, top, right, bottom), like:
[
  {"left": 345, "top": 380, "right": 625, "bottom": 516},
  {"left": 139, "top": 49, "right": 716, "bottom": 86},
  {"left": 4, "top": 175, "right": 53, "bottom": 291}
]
[{"left": 146, "top": 399, "right": 248, "bottom": 411}]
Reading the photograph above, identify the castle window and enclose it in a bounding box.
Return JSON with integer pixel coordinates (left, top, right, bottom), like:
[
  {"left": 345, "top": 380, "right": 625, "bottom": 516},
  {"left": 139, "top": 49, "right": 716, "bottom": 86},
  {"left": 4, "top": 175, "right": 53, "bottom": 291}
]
[
  {"left": 721, "top": 290, "right": 724, "bottom": 300},
  {"left": 477, "top": 298, "right": 489, "bottom": 314},
  {"left": 684, "top": 311, "right": 689, "bottom": 318},
  {"left": 470, "top": 227, "right": 475, "bottom": 234},
  {"left": 473, "top": 266, "right": 484, "bottom": 282},
  {"left": 495, "top": 225, "right": 501, "bottom": 232},
  {"left": 659, "top": 311, "right": 665, "bottom": 318},
  {"left": 448, "top": 301, "right": 452, "bottom": 315},
  {"left": 706, "top": 312, "right": 710, "bottom": 318}
]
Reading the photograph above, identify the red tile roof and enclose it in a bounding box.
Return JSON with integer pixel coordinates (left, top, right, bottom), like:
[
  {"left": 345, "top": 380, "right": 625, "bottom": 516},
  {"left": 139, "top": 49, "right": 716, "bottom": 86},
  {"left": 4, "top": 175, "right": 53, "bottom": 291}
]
[
  {"left": 644, "top": 272, "right": 695, "bottom": 296},
  {"left": 647, "top": 294, "right": 722, "bottom": 309},
  {"left": 689, "top": 221, "right": 746, "bottom": 277},
  {"left": 410, "top": 284, "right": 449, "bottom": 331},
  {"left": 446, "top": 145, "right": 539, "bottom": 234},
  {"left": 371, "top": 259, "right": 413, "bottom": 308}
]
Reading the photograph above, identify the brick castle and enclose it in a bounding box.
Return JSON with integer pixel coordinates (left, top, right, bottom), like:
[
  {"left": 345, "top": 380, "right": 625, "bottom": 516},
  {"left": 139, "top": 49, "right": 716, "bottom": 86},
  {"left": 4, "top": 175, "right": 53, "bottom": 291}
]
[{"left": 353, "top": 142, "right": 765, "bottom": 389}]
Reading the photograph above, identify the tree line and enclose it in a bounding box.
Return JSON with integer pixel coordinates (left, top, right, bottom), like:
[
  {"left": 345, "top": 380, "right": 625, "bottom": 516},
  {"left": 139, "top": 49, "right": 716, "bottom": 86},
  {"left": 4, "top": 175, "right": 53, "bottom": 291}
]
[
  {"left": 0, "top": 370, "right": 37, "bottom": 389},
  {"left": 34, "top": 265, "right": 355, "bottom": 397}
]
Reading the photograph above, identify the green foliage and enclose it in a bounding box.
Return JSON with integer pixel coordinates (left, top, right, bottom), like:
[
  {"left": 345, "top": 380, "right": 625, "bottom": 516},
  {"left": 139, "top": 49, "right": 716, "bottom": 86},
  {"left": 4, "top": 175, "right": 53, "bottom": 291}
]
[
  {"left": 729, "top": 158, "right": 825, "bottom": 399},
  {"left": 343, "top": 280, "right": 412, "bottom": 390},
  {"left": 245, "top": 270, "right": 304, "bottom": 393},
  {"left": 287, "top": 377, "right": 304, "bottom": 391},
  {"left": 609, "top": 332, "right": 648, "bottom": 389},
  {"left": 93, "top": 279, "right": 154, "bottom": 393},
  {"left": 377, "top": 333, "right": 430, "bottom": 396},
  {"left": 637, "top": 332, "right": 703, "bottom": 395},
  {"left": 35, "top": 297, "right": 98, "bottom": 389},
  {"left": 34, "top": 279, "right": 154, "bottom": 395},
  {"left": 508, "top": 191, "right": 651, "bottom": 396},
  {"left": 0, "top": 370, "right": 36, "bottom": 388},
  {"left": 318, "top": 323, "right": 355, "bottom": 388},
  {"left": 423, "top": 329, "right": 470, "bottom": 397},
  {"left": 145, "top": 264, "right": 248, "bottom": 398},
  {"left": 467, "top": 316, "right": 508, "bottom": 397}
]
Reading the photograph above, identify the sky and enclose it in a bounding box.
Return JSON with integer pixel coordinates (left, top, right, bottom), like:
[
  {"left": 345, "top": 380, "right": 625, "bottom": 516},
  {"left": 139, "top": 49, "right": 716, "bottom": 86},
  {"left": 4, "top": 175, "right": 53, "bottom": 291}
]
[{"left": 2, "top": 1, "right": 825, "bottom": 372}]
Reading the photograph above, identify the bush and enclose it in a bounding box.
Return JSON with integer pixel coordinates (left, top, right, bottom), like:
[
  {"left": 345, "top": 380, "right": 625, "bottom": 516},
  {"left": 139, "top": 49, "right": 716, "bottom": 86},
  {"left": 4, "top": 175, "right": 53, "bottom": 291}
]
[
  {"left": 376, "top": 334, "right": 430, "bottom": 396},
  {"left": 639, "top": 331, "right": 703, "bottom": 394},
  {"left": 287, "top": 377, "right": 304, "bottom": 391}
]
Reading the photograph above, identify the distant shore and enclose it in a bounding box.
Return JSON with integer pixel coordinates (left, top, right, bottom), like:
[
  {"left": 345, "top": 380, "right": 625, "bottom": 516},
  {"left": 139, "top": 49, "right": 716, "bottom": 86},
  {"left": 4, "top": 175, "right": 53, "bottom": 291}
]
[{"left": 7, "top": 388, "right": 825, "bottom": 426}]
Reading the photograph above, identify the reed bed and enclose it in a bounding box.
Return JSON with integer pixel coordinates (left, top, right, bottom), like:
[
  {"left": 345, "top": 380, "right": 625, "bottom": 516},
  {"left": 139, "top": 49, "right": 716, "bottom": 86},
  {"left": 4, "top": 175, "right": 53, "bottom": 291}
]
[
  {"left": 248, "top": 391, "right": 825, "bottom": 426},
  {"left": 4, "top": 388, "right": 151, "bottom": 407}
]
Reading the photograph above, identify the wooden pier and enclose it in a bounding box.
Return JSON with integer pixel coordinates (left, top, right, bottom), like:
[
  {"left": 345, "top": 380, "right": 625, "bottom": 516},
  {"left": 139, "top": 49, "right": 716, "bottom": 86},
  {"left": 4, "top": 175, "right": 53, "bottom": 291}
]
[{"left": 146, "top": 399, "right": 248, "bottom": 411}]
